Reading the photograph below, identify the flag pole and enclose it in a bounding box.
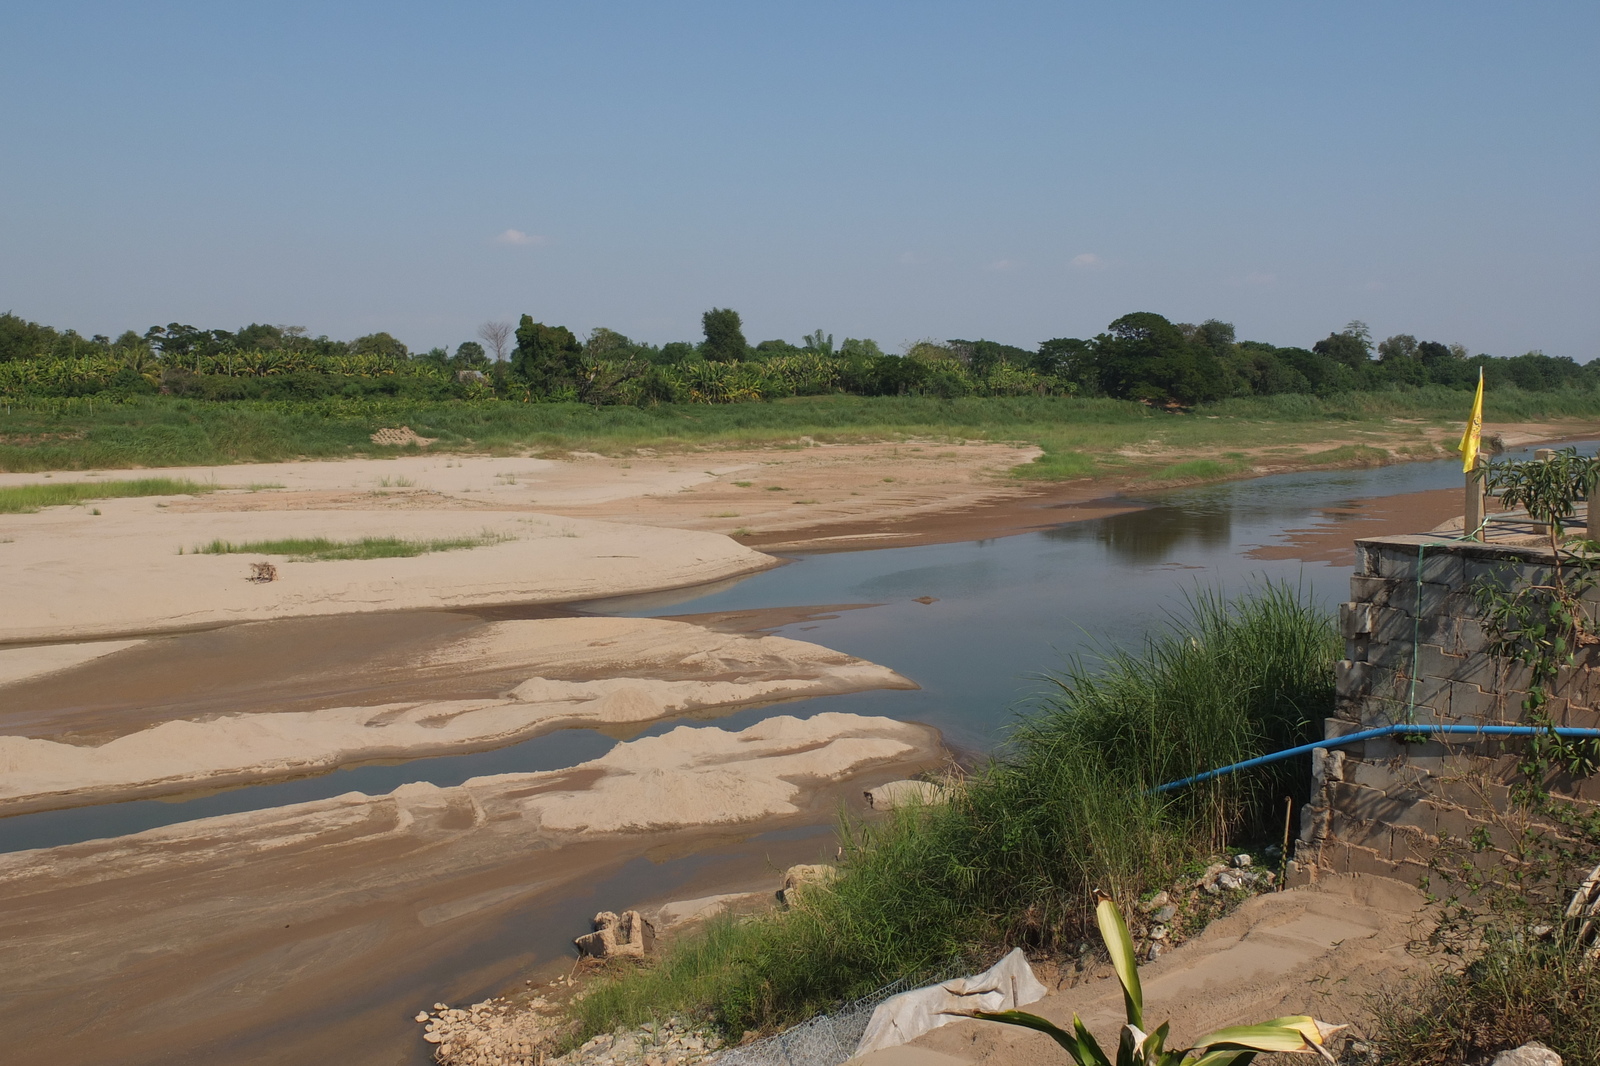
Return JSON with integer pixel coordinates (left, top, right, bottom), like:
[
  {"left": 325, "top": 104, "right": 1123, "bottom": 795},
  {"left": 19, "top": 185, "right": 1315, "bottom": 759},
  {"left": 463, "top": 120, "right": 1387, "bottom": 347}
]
[
  {"left": 1465, "top": 458, "right": 1485, "bottom": 541},
  {"left": 1460, "top": 368, "right": 1486, "bottom": 541}
]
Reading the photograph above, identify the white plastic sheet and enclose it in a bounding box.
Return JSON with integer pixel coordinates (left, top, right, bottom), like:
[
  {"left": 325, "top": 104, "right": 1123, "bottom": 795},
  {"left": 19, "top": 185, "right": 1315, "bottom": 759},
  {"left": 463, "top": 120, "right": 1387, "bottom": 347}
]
[{"left": 854, "top": 948, "right": 1048, "bottom": 1057}]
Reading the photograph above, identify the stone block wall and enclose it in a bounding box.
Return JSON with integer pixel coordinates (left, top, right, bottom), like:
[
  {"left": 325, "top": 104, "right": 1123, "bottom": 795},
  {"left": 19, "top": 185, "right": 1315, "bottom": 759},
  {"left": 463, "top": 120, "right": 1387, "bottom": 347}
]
[{"left": 1293, "top": 534, "right": 1600, "bottom": 884}]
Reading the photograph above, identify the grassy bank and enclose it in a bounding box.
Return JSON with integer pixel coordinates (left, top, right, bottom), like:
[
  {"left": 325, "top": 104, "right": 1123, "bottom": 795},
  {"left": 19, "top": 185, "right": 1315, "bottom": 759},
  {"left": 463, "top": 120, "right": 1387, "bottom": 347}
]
[
  {"left": 3, "top": 387, "right": 1598, "bottom": 478},
  {"left": 571, "top": 584, "right": 1337, "bottom": 1040}
]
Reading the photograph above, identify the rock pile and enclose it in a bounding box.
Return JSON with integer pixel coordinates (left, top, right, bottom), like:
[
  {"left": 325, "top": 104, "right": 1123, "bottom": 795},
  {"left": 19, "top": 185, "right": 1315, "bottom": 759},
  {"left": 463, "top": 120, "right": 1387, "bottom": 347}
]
[
  {"left": 417, "top": 999, "right": 726, "bottom": 1066},
  {"left": 418, "top": 993, "right": 560, "bottom": 1065},
  {"left": 555, "top": 1018, "right": 724, "bottom": 1066}
]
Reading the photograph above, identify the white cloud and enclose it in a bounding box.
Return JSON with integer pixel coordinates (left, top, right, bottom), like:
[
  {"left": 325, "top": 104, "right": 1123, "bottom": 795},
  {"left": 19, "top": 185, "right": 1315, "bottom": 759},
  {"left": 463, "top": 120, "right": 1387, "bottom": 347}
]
[
  {"left": 494, "top": 229, "right": 545, "bottom": 246},
  {"left": 1069, "top": 252, "right": 1104, "bottom": 270}
]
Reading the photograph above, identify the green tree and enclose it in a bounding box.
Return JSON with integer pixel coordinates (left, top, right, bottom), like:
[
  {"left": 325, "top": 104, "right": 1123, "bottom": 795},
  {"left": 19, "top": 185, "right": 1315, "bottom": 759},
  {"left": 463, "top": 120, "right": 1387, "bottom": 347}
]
[
  {"left": 801, "top": 329, "right": 834, "bottom": 356},
  {"left": 701, "top": 308, "right": 748, "bottom": 363},
  {"left": 235, "top": 323, "right": 286, "bottom": 350},
  {"left": 511, "top": 315, "right": 583, "bottom": 393},
  {"left": 350, "top": 332, "right": 409, "bottom": 358},
  {"left": 451, "top": 341, "right": 489, "bottom": 370},
  {"left": 839, "top": 337, "right": 883, "bottom": 359},
  {"left": 1312, "top": 322, "right": 1372, "bottom": 370},
  {"left": 0, "top": 312, "right": 63, "bottom": 361},
  {"left": 585, "top": 327, "right": 632, "bottom": 358},
  {"left": 1095, "top": 312, "right": 1229, "bottom": 404}
]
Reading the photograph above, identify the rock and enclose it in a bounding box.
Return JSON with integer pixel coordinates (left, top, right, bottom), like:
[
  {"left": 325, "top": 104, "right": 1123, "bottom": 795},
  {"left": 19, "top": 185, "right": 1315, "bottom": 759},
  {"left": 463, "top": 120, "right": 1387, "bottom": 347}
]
[
  {"left": 1149, "top": 924, "right": 1169, "bottom": 941},
  {"left": 416, "top": 1011, "right": 430, "bottom": 1022},
  {"left": 1153, "top": 904, "right": 1177, "bottom": 923},
  {"left": 575, "top": 910, "right": 656, "bottom": 958},
  {"left": 863, "top": 779, "right": 949, "bottom": 810},
  {"left": 777, "top": 864, "right": 839, "bottom": 907},
  {"left": 1232, "top": 853, "right": 1253, "bottom": 868},
  {"left": 1136, "top": 891, "right": 1170, "bottom": 914},
  {"left": 1215, "top": 870, "right": 1245, "bottom": 892},
  {"left": 1491, "top": 1043, "right": 1562, "bottom": 1066},
  {"left": 1145, "top": 942, "right": 1164, "bottom": 961},
  {"left": 424, "top": 1031, "right": 443, "bottom": 1043}
]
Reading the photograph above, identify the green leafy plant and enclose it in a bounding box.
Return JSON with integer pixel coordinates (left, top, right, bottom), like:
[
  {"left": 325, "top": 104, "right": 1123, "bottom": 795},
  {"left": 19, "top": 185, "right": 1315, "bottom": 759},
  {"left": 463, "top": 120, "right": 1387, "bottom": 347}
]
[
  {"left": 958, "top": 895, "right": 1339, "bottom": 1065},
  {"left": 1473, "top": 448, "right": 1600, "bottom": 777}
]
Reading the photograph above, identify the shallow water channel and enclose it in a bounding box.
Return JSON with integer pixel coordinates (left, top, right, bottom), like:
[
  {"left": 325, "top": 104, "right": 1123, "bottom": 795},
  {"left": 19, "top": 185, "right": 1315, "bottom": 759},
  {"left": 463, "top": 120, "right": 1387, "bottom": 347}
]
[{"left": 4, "top": 443, "right": 1574, "bottom": 856}]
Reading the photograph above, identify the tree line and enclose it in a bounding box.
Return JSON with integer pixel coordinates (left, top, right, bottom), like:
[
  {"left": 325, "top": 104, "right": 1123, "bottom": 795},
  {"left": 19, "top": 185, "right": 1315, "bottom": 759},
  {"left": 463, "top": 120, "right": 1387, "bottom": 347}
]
[{"left": 1, "top": 307, "right": 1591, "bottom": 405}]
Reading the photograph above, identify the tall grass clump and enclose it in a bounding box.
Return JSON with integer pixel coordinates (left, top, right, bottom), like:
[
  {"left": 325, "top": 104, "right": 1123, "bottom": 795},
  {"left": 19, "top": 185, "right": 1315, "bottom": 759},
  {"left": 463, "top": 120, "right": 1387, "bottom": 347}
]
[
  {"left": 571, "top": 583, "right": 1338, "bottom": 1041},
  {"left": 0, "top": 477, "right": 214, "bottom": 513}
]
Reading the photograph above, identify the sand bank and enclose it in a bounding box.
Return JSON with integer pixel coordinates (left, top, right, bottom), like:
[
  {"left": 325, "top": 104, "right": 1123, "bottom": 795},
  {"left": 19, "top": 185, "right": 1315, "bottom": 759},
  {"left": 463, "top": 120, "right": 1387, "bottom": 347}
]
[
  {"left": 0, "top": 504, "right": 775, "bottom": 642},
  {"left": 0, "top": 713, "right": 943, "bottom": 1066},
  {"left": 0, "top": 639, "right": 144, "bottom": 686},
  {"left": 0, "top": 618, "right": 914, "bottom": 813}
]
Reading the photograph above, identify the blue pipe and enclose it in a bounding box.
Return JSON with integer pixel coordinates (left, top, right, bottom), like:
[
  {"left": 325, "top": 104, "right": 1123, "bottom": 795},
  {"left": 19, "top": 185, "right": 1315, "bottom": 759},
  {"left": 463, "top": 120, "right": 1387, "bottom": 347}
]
[{"left": 1153, "top": 723, "right": 1600, "bottom": 793}]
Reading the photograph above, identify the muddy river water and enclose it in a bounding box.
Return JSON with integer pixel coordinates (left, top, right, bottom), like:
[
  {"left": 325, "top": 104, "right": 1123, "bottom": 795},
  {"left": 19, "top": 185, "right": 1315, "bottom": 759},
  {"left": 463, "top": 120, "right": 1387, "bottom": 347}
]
[{"left": 0, "top": 443, "right": 1578, "bottom": 1065}]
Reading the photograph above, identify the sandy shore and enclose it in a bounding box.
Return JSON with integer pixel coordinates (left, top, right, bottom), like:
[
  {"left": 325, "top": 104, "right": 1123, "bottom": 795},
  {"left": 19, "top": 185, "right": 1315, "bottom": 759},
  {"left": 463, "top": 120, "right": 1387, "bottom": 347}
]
[{"left": 0, "top": 713, "right": 942, "bottom": 1066}]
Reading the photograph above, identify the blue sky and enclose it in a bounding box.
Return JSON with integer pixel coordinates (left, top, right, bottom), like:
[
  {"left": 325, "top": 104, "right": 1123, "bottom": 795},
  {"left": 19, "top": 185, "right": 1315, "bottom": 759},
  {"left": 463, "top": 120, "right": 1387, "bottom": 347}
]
[{"left": 2, "top": 2, "right": 1595, "bottom": 357}]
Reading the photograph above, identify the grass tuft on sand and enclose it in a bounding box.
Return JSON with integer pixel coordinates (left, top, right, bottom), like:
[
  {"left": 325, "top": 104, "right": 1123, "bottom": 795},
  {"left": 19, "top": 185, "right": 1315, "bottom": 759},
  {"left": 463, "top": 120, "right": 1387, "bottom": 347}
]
[
  {"left": 569, "top": 583, "right": 1337, "bottom": 1041},
  {"left": 0, "top": 477, "right": 215, "bottom": 513},
  {"left": 193, "top": 532, "right": 511, "bottom": 561}
]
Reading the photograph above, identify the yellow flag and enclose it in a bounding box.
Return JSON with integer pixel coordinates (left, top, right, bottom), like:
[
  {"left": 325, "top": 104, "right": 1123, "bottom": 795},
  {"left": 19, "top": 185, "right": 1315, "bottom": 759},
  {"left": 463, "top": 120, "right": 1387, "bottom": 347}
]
[{"left": 1459, "top": 367, "right": 1484, "bottom": 472}]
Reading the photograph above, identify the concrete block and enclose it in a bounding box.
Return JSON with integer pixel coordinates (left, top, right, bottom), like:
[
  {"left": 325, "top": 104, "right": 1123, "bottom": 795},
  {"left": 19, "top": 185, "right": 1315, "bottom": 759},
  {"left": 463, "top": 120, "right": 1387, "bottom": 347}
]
[
  {"left": 1419, "top": 643, "right": 1467, "bottom": 681},
  {"left": 1371, "top": 605, "right": 1416, "bottom": 645},
  {"left": 1449, "top": 681, "right": 1507, "bottom": 723},
  {"left": 1366, "top": 639, "right": 1414, "bottom": 672},
  {"left": 1341, "top": 601, "right": 1374, "bottom": 638},
  {"left": 1350, "top": 573, "right": 1400, "bottom": 608},
  {"left": 1330, "top": 781, "right": 1406, "bottom": 824},
  {"left": 1416, "top": 550, "right": 1466, "bottom": 586},
  {"left": 1334, "top": 659, "right": 1372, "bottom": 700},
  {"left": 1374, "top": 546, "right": 1419, "bottom": 582},
  {"left": 1355, "top": 543, "right": 1382, "bottom": 578}
]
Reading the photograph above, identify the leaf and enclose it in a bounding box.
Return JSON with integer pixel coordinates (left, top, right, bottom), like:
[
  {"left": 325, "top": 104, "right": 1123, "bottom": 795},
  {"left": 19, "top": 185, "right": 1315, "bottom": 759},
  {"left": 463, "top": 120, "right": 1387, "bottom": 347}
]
[
  {"left": 1191, "top": 1023, "right": 1316, "bottom": 1053},
  {"left": 1095, "top": 893, "right": 1144, "bottom": 1028},
  {"left": 958, "top": 1010, "right": 1109, "bottom": 1066},
  {"left": 1116, "top": 1024, "right": 1139, "bottom": 1066},
  {"left": 1184, "top": 1051, "right": 1257, "bottom": 1066}
]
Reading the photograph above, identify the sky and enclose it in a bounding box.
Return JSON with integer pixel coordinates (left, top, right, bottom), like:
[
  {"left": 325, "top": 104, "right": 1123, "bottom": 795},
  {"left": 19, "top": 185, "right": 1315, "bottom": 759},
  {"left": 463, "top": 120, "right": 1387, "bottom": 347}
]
[{"left": 2, "top": 2, "right": 1596, "bottom": 358}]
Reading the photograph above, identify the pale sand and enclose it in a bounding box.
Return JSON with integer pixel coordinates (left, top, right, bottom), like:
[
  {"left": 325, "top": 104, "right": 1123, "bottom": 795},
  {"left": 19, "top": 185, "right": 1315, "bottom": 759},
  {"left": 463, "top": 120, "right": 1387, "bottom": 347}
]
[
  {"left": 0, "top": 505, "right": 775, "bottom": 642},
  {"left": 0, "top": 714, "right": 943, "bottom": 1066},
  {"left": 0, "top": 618, "right": 914, "bottom": 812},
  {"left": 0, "top": 639, "right": 144, "bottom": 685},
  {"left": 872, "top": 874, "right": 1430, "bottom": 1066}
]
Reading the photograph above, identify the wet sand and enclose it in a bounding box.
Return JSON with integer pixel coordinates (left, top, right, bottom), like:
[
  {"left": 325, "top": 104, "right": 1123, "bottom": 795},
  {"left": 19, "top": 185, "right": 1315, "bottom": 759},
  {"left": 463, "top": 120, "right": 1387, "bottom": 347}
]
[{"left": 1246, "top": 486, "right": 1473, "bottom": 566}]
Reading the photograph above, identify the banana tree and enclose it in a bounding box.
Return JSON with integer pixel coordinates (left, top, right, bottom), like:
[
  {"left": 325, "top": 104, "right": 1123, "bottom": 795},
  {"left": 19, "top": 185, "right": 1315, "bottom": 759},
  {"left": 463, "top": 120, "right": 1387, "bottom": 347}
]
[{"left": 954, "top": 893, "right": 1341, "bottom": 1065}]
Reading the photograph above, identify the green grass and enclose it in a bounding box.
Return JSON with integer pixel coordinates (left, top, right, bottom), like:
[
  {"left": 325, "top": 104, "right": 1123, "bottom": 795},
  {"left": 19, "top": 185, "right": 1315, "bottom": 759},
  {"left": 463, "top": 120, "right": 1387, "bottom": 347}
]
[
  {"left": 5, "top": 387, "right": 1597, "bottom": 480},
  {"left": 570, "top": 583, "right": 1338, "bottom": 1040},
  {"left": 1141, "top": 457, "right": 1251, "bottom": 484},
  {"left": 192, "top": 532, "right": 510, "bottom": 561},
  {"left": 0, "top": 477, "right": 216, "bottom": 513}
]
